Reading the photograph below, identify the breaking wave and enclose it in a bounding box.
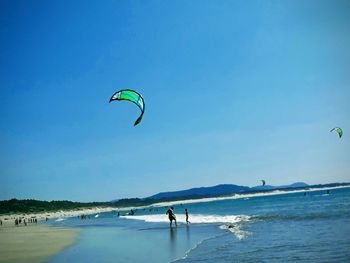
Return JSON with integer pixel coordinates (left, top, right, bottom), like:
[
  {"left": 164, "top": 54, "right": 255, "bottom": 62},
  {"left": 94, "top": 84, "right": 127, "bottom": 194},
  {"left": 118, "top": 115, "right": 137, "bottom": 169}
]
[
  {"left": 123, "top": 214, "right": 251, "bottom": 224},
  {"left": 55, "top": 217, "right": 66, "bottom": 222}
]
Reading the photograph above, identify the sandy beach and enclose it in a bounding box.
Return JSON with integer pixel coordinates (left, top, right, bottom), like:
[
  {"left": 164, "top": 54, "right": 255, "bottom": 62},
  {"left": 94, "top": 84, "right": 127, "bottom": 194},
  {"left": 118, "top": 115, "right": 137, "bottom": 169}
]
[
  {"left": 0, "top": 224, "right": 78, "bottom": 263},
  {"left": 0, "top": 206, "right": 120, "bottom": 224}
]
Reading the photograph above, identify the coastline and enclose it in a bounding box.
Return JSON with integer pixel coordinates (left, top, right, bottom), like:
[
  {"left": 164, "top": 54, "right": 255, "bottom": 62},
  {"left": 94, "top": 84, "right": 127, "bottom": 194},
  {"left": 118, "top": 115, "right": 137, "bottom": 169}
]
[
  {"left": 1, "top": 185, "right": 349, "bottom": 222},
  {"left": 0, "top": 206, "right": 120, "bottom": 224},
  {"left": 0, "top": 224, "right": 79, "bottom": 263},
  {"left": 151, "top": 185, "right": 350, "bottom": 207},
  {"left": 0, "top": 186, "right": 348, "bottom": 263}
]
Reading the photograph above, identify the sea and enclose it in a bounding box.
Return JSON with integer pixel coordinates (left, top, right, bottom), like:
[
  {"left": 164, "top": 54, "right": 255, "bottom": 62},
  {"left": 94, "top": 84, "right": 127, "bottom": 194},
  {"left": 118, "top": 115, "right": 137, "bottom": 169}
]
[{"left": 46, "top": 187, "right": 350, "bottom": 263}]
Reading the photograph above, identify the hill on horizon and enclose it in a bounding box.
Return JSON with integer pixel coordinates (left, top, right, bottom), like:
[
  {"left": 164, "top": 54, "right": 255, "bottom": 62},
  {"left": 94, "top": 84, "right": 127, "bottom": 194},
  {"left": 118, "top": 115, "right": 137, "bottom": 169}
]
[{"left": 147, "top": 182, "right": 309, "bottom": 200}]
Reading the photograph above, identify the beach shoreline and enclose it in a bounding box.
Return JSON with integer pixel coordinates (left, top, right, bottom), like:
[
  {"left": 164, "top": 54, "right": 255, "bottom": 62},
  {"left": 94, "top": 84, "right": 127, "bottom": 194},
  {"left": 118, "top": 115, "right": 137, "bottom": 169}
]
[
  {"left": 151, "top": 185, "right": 350, "bottom": 207},
  {"left": 1, "top": 185, "right": 349, "bottom": 222},
  {"left": 0, "top": 185, "right": 348, "bottom": 263},
  {"left": 0, "top": 224, "right": 79, "bottom": 263}
]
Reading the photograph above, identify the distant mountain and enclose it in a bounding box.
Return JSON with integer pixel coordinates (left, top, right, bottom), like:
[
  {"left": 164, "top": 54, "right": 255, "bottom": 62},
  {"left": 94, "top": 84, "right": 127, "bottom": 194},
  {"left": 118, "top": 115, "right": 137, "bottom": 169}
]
[
  {"left": 285, "top": 182, "right": 309, "bottom": 188},
  {"left": 148, "top": 184, "right": 250, "bottom": 200},
  {"left": 148, "top": 182, "right": 309, "bottom": 200}
]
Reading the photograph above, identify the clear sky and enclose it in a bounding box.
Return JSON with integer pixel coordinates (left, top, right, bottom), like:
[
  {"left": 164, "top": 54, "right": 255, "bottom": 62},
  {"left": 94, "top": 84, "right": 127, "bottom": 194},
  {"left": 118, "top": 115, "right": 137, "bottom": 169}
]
[{"left": 1, "top": 0, "right": 349, "bottom": 202}]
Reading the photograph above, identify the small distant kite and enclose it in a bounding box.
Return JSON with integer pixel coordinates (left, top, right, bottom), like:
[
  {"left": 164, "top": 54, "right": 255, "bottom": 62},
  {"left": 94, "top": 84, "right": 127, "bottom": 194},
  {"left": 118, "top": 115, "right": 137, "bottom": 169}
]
[
  {"left": 330, "top": 127, "right": 343, "bottom": 138},
  {"left": 261, "top": 180, "right": 266, "bottom": 186},
  {"left": 109, "top": 89, "right": 145, "bottom": 126}
]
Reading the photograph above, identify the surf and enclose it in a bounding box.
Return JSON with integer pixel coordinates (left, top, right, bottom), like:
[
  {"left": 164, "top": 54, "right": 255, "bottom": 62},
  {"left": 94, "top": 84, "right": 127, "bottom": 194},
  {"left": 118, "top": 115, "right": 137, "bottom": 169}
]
[{"left": 123, "top": 214, "right": 250, "bottom": 224}]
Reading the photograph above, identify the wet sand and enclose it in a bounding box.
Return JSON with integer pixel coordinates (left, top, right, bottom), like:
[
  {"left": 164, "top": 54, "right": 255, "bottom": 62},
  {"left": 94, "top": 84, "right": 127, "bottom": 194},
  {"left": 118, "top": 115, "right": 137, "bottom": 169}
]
[{"left": 0, "top": 224, "right": 79, "bottom": 263}]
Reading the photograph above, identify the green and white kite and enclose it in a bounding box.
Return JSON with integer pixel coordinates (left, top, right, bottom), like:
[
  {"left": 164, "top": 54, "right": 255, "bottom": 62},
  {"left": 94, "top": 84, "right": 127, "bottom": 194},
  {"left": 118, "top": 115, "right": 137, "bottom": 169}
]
[
  {"left": 109, "top": 89, "right": 145, "bottom": 126},
  {"left": 330, "top": 127, "right": 343, "bottom": 138}
]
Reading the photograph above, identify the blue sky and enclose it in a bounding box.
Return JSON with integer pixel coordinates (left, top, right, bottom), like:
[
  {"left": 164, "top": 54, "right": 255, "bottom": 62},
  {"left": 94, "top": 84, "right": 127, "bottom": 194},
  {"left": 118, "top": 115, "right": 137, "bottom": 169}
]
[{"left": 1, "top": 0, "right": 349, "bottom": 201}]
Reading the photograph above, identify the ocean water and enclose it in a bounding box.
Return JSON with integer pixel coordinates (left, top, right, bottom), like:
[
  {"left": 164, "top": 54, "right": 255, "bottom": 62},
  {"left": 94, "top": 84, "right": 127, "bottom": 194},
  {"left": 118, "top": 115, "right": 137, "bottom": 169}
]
[{"left": 47, "top": 188, "right": 350, "bottom": 263}]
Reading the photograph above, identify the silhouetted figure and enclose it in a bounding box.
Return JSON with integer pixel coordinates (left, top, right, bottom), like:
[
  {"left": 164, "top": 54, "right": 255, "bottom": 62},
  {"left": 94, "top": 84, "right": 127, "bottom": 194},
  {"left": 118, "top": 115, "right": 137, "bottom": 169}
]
[
  {"left": 326, "top": 190, "right": 330, "bottom": 195},
  {"left": 166, "top": 207, "right": 177, "bottom": 227},
  {"left": 15, "top": 219, "right": 18, "bottom": 226},
  {"left": 185, "top": 209, "right": 190, "bottom": 224},
  {"left": 130, "top": 209, "right": 134, "bottom": 215}
]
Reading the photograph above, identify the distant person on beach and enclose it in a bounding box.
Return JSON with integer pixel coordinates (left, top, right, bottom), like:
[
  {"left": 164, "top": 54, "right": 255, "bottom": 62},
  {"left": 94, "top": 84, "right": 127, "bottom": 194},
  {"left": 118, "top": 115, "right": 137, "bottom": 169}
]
[
  {"left": 0, "top": 219, "right": 2, "bottom": 226},
  {"left": 130, "top": 209, "right": 134, "bottom": 215},
  {"left": 185, "top": 209, "right": 190, "bottom": 224},
  {"left": 166, "top": 207, "right": 177, "bottom": 227}
]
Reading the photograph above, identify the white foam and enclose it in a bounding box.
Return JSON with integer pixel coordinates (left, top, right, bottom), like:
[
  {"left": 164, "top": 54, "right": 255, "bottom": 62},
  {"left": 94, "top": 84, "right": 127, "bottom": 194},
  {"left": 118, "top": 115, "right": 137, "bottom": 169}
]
[
  {"left": 219, "top": 224, "right": 250, "bottom": 240},
  {"left": 55, "top": 218, "right": 66, "bottom": 222},
  {"left": 123, "top": 214, "right": 250, "bottom": 224}
]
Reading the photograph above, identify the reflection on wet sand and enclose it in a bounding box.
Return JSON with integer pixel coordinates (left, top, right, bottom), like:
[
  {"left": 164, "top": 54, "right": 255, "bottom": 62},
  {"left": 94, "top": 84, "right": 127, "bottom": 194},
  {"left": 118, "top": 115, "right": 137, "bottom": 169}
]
[
  {"left": 186, "top": 225, "right": 191, "bottom": 244},
  {"left": 169, "top": 227, "right": 177, "bottom": 258}
]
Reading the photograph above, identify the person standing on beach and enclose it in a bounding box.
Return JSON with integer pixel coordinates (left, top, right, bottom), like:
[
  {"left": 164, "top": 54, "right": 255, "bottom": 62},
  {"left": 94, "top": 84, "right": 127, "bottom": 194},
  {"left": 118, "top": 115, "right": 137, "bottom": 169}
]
[
  {"left": 166, "top": 207, "right": 177, "bottom": 227},
  {"left": 185, "top": 209, "right": 190, "bottom": 224}
]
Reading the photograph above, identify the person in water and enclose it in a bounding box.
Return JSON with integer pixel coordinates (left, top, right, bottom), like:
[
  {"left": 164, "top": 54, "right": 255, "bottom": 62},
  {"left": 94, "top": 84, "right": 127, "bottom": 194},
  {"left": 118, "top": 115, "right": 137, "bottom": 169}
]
[
  {"left": 185, "top": 208, "right": 190, "bottom": 224},
  {"left": 166, "top": 207, "right": 177, "bottom": 227}
]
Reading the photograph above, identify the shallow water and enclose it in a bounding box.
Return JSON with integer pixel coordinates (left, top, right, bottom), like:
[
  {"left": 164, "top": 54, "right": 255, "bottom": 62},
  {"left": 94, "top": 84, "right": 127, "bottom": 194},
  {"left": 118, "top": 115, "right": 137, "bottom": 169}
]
[{"left": 47, "top": 188, "right": 350, "bottom": 263}]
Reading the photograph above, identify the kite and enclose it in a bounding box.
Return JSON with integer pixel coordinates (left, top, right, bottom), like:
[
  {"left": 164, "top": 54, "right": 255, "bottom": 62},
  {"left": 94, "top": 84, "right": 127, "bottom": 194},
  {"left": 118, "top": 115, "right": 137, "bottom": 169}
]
[
  {"left": 330, "top": 127, "right": 343, "bottom": 138},
  {"left": 109, "top": 89, "right": 145, "bottom": 126},
  {"left": 261, "top": 180, "right": 266, "bottom": 186}
]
